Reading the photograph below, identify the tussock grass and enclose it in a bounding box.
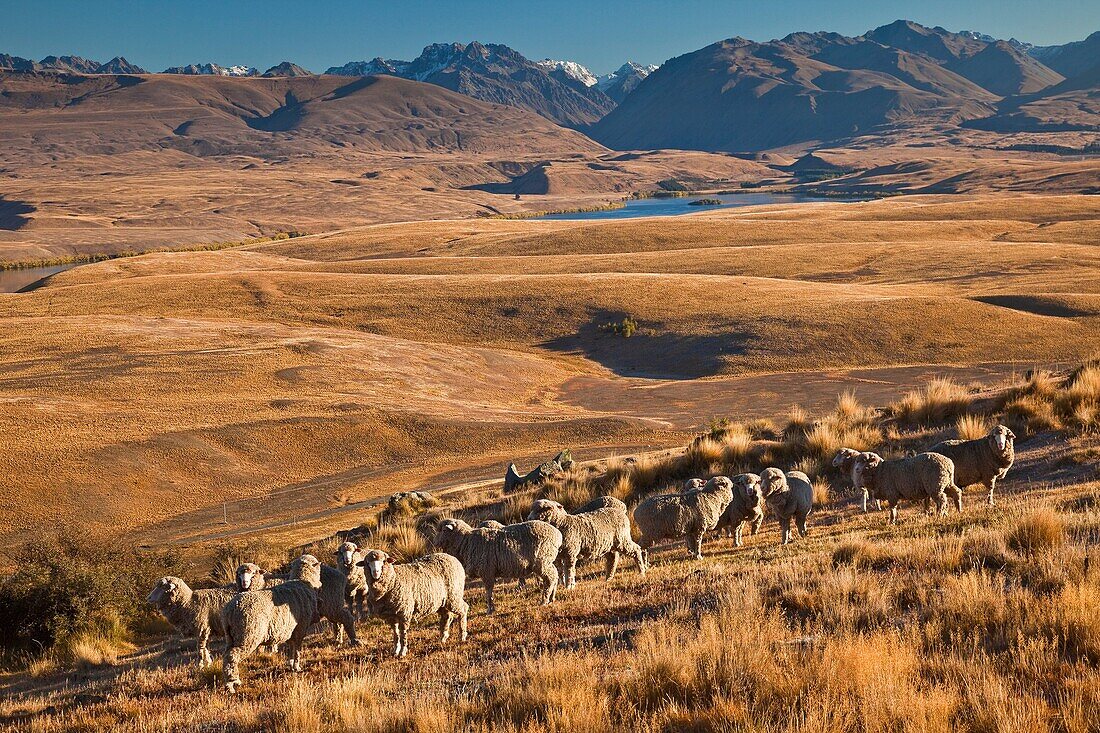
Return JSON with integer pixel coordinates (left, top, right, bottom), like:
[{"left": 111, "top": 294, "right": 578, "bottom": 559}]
[{"left": 895, "top": 377, "right": 973, "bottom": 427}]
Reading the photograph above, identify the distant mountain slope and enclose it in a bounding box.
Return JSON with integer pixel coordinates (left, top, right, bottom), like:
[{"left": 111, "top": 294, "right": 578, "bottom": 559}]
[
  {"left": 325, "top": 42, "right": 615, "bottom": 127},
  {"left": 0, "top": 72, "right": 605, "bottom": 158},
  {"left": 163, "top": 62, "right": 258, "bottom": 76},
  {"left": 1030, "top": 31, "right": 1100, "bottom": 78},
  {"left": 589, "top": 20, "right": 1083, "bottom": 152},
  {"left": 262, "top": 61, "right": 312, "bottom": 77},
  {"left": 590, "top": 32, "right": 995, "bottom": 152},
  {"left": 966, "top": 64, "right": 1100, "bottom": 133},
  {"left": 0, "top": 53, "right": 147, "bottom": 74}
]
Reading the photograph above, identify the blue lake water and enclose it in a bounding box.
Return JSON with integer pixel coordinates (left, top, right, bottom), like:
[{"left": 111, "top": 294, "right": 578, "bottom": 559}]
[{"left": 536, "top": 192, "right": 850, "bottom": 220}]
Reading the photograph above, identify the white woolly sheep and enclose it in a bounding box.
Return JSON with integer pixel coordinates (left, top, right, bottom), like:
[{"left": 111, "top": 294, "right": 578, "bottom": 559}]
[
  {"left": 527, "top": 498, "right": 646, "bottom": 588},
  {"left": 759, "top": 468, "right": 813, "bottom": 545},
  {"left": 714, "top": 473, "right": 765, "bottom": 546},
  {"left": 929, "top": 424, "right": 1015, "bottom": 506},
  {"left": 633, "top": 476, "right": 734, "bottom": 561},
  {"left": 357, "top": 548, "right": 468, "bottom": 658},
  {"left": 575, "top": 495, "right": 628, "bottom": 513},
  {"left": 288, "top": 554, "right": 360, "bottom": 646},
  {"left": 234, "top": 563, "right": 283, "bottom": 592},
  {"left": 221, "top": 554, "right": 322, "bottom": 693},
  {"left": 434, "top": 518, "right": 562, "bottom": 613},
  {"left": 334, "top": 541, "right": 367, "bottom": 621},
  {"left": 147, "top": 577, "right": 235, "bottom": 667},
  {"left": 853, "top": 452, "right": 963, "bottom": 525}
]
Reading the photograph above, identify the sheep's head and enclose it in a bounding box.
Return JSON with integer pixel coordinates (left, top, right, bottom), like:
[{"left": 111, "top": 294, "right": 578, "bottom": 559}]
[
  {"left": 477, "top": 519, "right": 505, "bottom": 529},
  {"left": 334, "top": 541, "right": 360, "bottom": 572},
  {"left": 357, "top": 548, "right": 393, "bottom": 581},
  {"left": 235, "top": 563, "right": 264, "bottom": 591},
  {"left": 435, "top": 518, "right": 470, "bottom": 547},
  {"left": 853, "top": 453, "right": 883, "bottom": 487},
  {"left": 990, "top": 425, "right": 1016, "bottom": 453},
  {"left": 291, "top": 554, "right": 323, "bottom": 588},
  {"left": 527, "top": 499, "right": 563, "bottom": 522},
  {"left": 682, "top": 478, "right": 706, "bottom": 492},
  {"left": 832, "top": 448, "right": 860, "bottom": 468},
  {"left": 147, "top": 576, "right": 185, "bottom": 605},
  {"left": 733, "top": 473, "right": 763, "bottom": 503},
  {"left": 760, "top": 468, "right": 788, "bottom": 497}
]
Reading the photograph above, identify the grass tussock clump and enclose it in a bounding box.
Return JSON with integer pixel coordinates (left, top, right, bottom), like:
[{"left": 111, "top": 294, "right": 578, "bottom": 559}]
[
  {"left": 894, "top": 377, "right": 973, "bottom": 427},
  {"left": 998, "top": 363, "right": 1100, "bottom": 436}
]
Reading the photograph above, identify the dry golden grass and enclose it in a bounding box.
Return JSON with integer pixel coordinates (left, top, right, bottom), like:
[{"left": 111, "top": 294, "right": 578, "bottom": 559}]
[{"left": 895, "top": 377, "right": 974, "bottom": 427}]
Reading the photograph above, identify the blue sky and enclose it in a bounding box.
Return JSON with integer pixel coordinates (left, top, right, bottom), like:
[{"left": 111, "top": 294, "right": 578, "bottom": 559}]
[{"left": 3, "top": 0, "right": 1098, "bottom": 74}]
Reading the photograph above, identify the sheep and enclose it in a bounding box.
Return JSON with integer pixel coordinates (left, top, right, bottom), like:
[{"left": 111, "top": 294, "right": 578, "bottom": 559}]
[
  {"left": 357, "top": 548, "right": 468, "bottom": 658},
  {"left": 759, "top": 468, "right": 813, "bottom": 545},
  {"left": 147, "top": 577, "right": 235, "bottom": 667},
  {"left": 575, "top": 495, "right": 628, "bottom": 513},
  {"left": 221, "top": 554, "right": 322, "bottom": 694},
  {"left": 633, "top": 476, "right": 734, "bottom": 561},
  {"left": 929, "top": 425, "right": 1015, "bottom": 506},
  {"left": 287, "top": 554, "right": 361, "bottom": 646},
  {"left": 434, "top": 518, "right": 562, "bottom": 613},
  {"left": 832, "top": 448, "right": 881, "bottom": 512},
  {"left": 334, "top": 541, "right": 367, "bottom": 621},
  {"left": 852, "top": 452, "right": 963, "bottom": 525},
  {"left": 234, "top": 563, "right": 282, "bottom": 592},
  {"left": 526, "top": 499, "right": 646, "bottom": 588},
  {"left": 714, "top": 473, "right": 765, "bottom": 546}
]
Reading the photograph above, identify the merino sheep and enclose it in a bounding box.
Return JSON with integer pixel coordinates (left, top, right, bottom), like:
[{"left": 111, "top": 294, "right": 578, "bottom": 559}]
[
  {"left": 288, "top": 554, "right": 360, "bottom": 646},
  {"left": 147, "top": 577, "right": 234, "bottom": 666},
  {"left": 832, "top": 448, "right": 881, "bottom": 512},
  {"left": 334, "top": 541, "right": 367, "bottom": 621},
  {"left": 760, "top": 468, "right": 813, "bottom": 545},
  {"left": 929, "top": 425, "right": 1015, "bottom": 506},
  {"left": 633, "top": 476, "right": 734, "bottom": 561},
  {"left": 853, "top": 452, "right": 963, "bottom": 525},
  {"left": 575, "top": 495, "right": 628, "bottom": 513},
  {"left": 434, "top": 518, "right": 562, "bottom": 613},
  {"left": 234, "top": 563, "right": 282, "bottom": 592},
  {"left": 527, "top": 499, "right": 646, "bottom": 588},
  {"left": 357, "top": 549, "right": 468, "bottom": 658},
  {"left": 221, "top": 554, "right": 322, "bottom": 693},
  {"left": 714, "top": 473, "right": 765, "bottom": 546}
]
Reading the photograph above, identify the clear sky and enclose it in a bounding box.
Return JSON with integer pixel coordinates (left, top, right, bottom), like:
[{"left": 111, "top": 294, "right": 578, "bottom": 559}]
[{"left": 3, "top": 0, "right": 1098, "bottom": 74}]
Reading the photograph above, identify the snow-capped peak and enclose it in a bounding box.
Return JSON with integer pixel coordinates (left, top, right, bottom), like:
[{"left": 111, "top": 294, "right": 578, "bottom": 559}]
[
  {"left": 959, "top": 30, "right": 1033, "bottom": 52},
  {"left": 596, "top": 61, "right": 657, "bottom": 90},
  {"left": 534, "top": 59, "right": 597, "bottom": 87}
]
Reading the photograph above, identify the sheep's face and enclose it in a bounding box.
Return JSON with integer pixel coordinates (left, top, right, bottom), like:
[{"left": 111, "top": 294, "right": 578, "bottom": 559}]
[
  {"left": 682, "top": 478, "right": 706, "bottom": 492},
  {"left": 147, "top": 576, "right": 180, "bottom": 605},
  {"left": 357, "top": 549, "right": 392, "bottom": 581},
  {"left": 527, "top": 499, "right": 563, "bottom": 521},
  {"left": 760, "top": 468, "right": 787, "bottom": 497},
  {"left": 831, "top": 448, "right": 859, "bottom": 468},
  {"left": 733, "top": 473, "right": 762, "bottom": 502},
  {"left": 853, "top": 453, "right": 883, "bottom": 485},
  {"left": 990, "top": 425, "right": 1015, "bottom": 453},
  {"left": 293, "top": 554, "right": 323, "bottom": 587},
  {"left": 435, "top": 518, "right": 467, "bottom": 547},
  {"left": 335, "top": 542, "right": 359, "bottom": 571},
  {"left": 235, "top": 563, "right": 263, "bottom": 591}
]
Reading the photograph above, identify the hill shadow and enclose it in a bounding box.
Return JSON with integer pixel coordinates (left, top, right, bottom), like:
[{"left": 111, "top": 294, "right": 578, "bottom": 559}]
[
  {"left": 542, "top": 309, "right": 752, "bottom": 379},
  {"left": 0, "top": 198, "right": 34, "bottom": 230}
]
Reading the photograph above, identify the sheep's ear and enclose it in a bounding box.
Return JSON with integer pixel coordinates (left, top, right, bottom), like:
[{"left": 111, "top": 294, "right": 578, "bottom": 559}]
[
  {"left": 1007, "top": 429, "right": 1016, "bottom": 440},
  {"left": 356, "top": 559, "right": 366, "bottom": 567},
  {"left": 384, "top": 556, "right": 394, "bottom": 565}
]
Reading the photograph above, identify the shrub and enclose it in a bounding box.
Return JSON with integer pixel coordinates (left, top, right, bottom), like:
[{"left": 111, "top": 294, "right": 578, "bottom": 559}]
[
  {"left": 0, "top": 535, "right": 179, "bottom": 660},
  {"left": 599, "top": 316, "right": 638, "bottom": 338},
  {"left": 894, "top": 378, "right": 972, "bottom": 427},
  {"left": 1006, "top": 508, "right": 1066, "bottom": 555},
  {"left": 956, "top": 413, "right": 993, "bottom": 441}
]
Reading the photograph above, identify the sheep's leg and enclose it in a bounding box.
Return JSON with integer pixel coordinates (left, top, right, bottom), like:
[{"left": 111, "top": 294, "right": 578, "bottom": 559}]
[
  {"left": 985, "top": 478, "right": 996, "bottom": 507},
  {"left": 935, "top": 491, "right": 948, "bottom": 518},
  {"left": 391, "top": 623, "right": 402, "bottom": 658},
  {"left": 888, "top": 502, "right": 899, "bottom": 525},
  {"left": 397, "top": 620, "right": 409, "bottom": 658},
  {"left": 484, "top": 577, "right": 497, "bottom": 614},
  {"left": 223, "top": 646, "right": 244, "bottom": 693},
  {"left": 734, "top": 522, "right": 744, "bottom": 547},
  {"left": 947, "top": 483, "right": 964, "bottom": 513},
  {"left": 286, "top": 641, "right": 302, "bottom": 672},
  {"left": 779, "top": 517, "right": 792, "bottom": 545},
  {"left": 604, "top": 552, "right": 620, "bottom": 581},
  {"left": 538, "top": 561, "right": 558, "bottom": 605},
  {"left": 751, "top": 514, "right": 763, "bottom": 535},
  {"left": 440, "top": 609, "right": 454, "bottom": 643},
  {"left": 630, "top": 544, "right": 647, "bottom": 575},
  {"left": 687, "top": 531, "right": 704, "bottom": 560},
  {"left": 197, "top": 629, "right": 212, "bottom": 667},
  {"left": 458, "top": 599, "right": 469, "bottom": 642},
  {"left": 338, "top": 608, "right": 361, "bottom": 646},
  {"left": 333, "top": 618, "right": 344, "bottom": 645},
  {"left": 796, "top": 514, "right": 808, "bottom": 538},
  {"left": 862, "top": 489, "right": 870, "bottom": 513},
  {"left": 566, "top": 556, "right": 578, "bottom": 590}
]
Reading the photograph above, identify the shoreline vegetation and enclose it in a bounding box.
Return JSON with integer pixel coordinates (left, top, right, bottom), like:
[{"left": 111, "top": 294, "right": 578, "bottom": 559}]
[
  {"left": 0, "top": 232, "right": 305, "bottom": 272},
  {"left": 479, "top": 201, "right": 628, "bottom": 219}
]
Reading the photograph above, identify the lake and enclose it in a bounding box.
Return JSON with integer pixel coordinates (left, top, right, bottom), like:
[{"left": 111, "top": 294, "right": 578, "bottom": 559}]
[
  {"left": 537, "top": 192, "right": 850, "bottom": 220},
  {"left": 0, "top": 264, "right": 78, "bottom": 293}
]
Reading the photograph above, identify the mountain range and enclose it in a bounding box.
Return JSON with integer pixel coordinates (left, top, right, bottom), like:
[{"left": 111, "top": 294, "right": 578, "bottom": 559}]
[{"left": 2, "top": 20, "right": 1097, "bottom": 150}]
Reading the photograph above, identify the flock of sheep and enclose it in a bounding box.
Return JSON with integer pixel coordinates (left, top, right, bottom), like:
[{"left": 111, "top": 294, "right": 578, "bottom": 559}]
[{"left": 147, "top": 424, "right": 1015, "bottom": 692}]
